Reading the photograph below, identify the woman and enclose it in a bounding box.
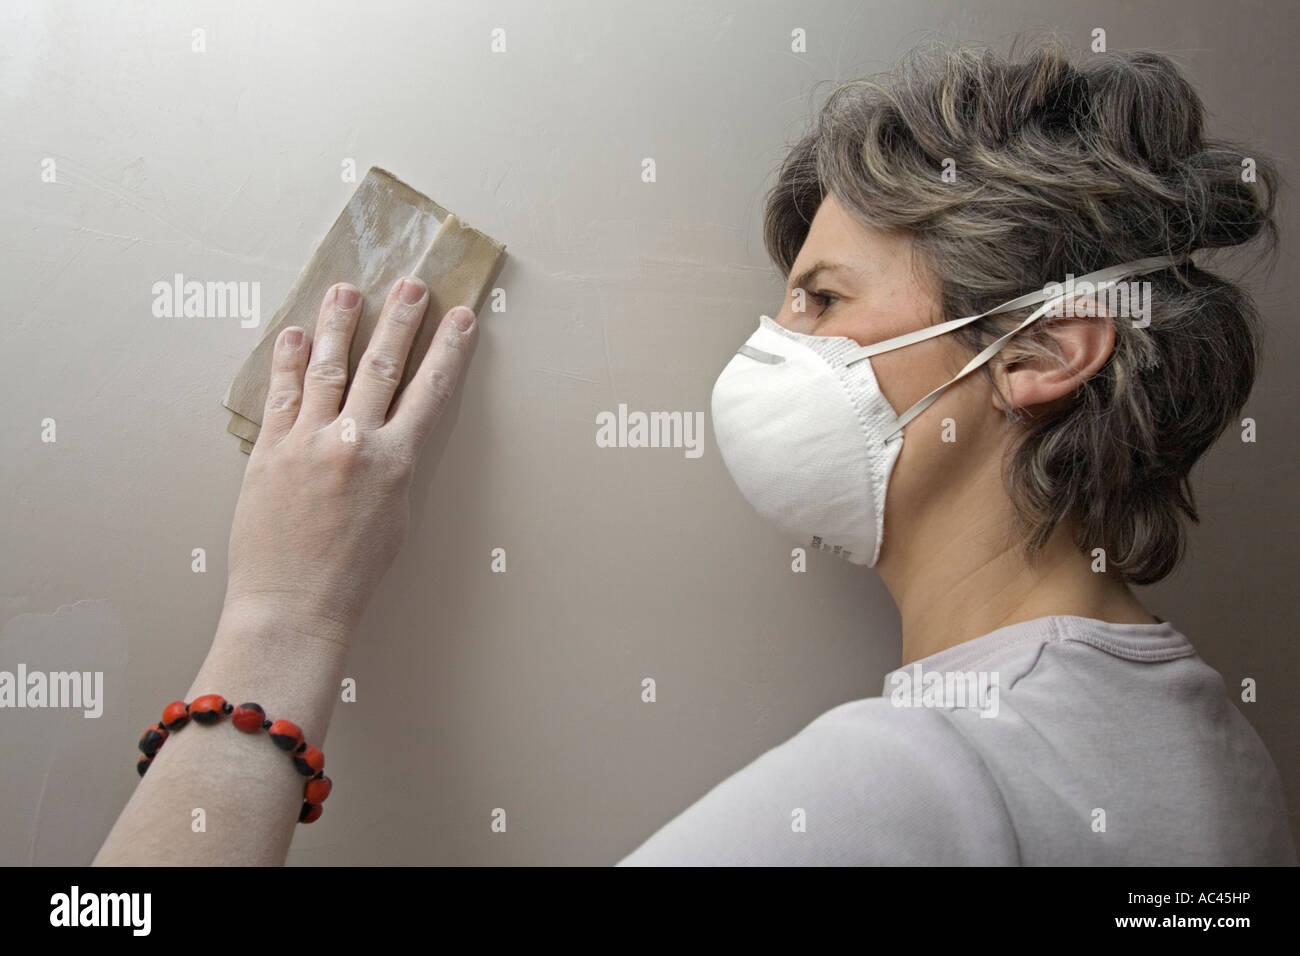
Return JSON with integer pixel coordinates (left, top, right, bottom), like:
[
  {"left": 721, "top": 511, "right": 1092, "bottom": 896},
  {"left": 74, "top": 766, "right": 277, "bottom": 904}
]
[{"left": 95, "top": 39, "right": 1294, "bottom": 865}]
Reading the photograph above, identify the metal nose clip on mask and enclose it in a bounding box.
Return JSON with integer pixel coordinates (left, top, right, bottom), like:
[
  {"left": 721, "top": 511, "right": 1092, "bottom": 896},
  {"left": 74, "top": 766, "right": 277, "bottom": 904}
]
[{"left": 710, "top": 255, "right": 1186, "bottom": 567}]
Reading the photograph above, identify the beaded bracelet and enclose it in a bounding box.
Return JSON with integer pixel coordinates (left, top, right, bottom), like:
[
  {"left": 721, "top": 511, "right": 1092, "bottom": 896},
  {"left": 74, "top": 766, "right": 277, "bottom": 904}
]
[{"left": 135, "top": 694, "right": 332, "bottom": 824}]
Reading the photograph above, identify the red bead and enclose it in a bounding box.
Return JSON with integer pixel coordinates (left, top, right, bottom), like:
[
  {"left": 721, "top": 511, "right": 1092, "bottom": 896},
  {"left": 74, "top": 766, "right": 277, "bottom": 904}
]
[
  {"left": 190, "top": 694, "right": 232, "bottom": 725},
  {"left": 231, "top": 702, "right": 266, "bottom": 733},
  {"left": 138, "top": 723, "right": 168, "bottom": 757},
  {"left": 293, "top": 745, "right": 324, "bottom": 777},
  {"left": 267, "top": 719, "right": 304, "bottom": 752},
  {"left": 299, "top": 802, "right": 323, "bottom": 824},
  {"left": 304, "top": 775, "right": 332, "bottom": 804},
  {"left": 161, "top": 700, "right": 190, "bottom": 731}
]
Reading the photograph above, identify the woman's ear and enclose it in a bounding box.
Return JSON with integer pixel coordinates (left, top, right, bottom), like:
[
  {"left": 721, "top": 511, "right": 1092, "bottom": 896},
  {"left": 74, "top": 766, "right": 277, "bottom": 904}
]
[{"left": 989, "top": 297, "right": 1116, "bottom": 413}]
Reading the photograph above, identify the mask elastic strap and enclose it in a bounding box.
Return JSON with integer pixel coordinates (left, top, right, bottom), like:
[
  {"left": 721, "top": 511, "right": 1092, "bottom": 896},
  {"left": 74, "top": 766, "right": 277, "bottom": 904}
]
[{"left": 855, "top": 255, "right": 1188, "bottom": 442}]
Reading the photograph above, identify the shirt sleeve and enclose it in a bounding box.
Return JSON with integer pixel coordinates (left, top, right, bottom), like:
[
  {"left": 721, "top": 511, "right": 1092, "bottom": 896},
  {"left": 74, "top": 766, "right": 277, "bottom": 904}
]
[{"left": 615, "top": 697, "right": 1019, "bottom": 865}]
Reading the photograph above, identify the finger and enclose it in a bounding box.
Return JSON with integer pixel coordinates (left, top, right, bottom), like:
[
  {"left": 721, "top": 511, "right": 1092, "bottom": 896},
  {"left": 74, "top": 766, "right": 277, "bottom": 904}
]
[
  {"left": 299, "top": 282, "right": 363, "bottom": 429},
  {"left": 341, "top": 276, "right": 430, "bottom": 428},
  {"left": 385, "top": 305, "right": 477, "bottom": 450},
  {"left": 259, "top": 326, "right": 310, "bottom": 444}
]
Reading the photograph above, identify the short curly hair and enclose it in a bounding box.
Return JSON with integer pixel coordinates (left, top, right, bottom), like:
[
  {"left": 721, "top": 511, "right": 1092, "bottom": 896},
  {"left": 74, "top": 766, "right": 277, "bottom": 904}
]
[{"left": 763, "top": 35, "right": 1280, "bottom": 584}]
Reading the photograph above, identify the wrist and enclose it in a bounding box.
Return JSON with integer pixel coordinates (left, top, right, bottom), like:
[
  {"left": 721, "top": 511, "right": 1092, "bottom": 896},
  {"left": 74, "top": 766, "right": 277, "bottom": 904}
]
[
  {"left": 215, "top": 596, "right": 356, "bottom": 653},
  {"left": 192, "top": 600, "right": 353, "bottom": 745}
]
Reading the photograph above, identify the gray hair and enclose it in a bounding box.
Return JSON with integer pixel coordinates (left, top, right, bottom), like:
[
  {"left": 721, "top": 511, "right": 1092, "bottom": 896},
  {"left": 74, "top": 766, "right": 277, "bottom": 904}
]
[{"left": 763, "top": 35, "right": 1279, "bottom": 584}]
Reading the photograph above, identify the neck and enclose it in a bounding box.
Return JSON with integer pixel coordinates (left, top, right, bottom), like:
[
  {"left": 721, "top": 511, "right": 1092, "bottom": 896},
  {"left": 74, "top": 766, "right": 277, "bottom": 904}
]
[{"left": 878, "top": 500, "right": 1156, "bottom": 666}]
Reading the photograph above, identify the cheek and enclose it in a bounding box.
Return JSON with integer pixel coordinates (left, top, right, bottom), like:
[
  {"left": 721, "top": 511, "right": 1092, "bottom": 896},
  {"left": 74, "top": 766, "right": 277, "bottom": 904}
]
[
  {"left": 870, "top": 347, "right": 935, "bottom": 418},
  {"left": 872, "top": 338, "right": 975, "bottom": 420},
  {"left": 872, "top": 343, "right": 984, "bottom": 503}
]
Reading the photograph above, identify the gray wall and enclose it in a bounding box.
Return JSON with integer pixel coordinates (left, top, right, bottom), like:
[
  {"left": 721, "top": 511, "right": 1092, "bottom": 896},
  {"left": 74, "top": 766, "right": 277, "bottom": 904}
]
[{"left": 1, "top": 0, "right": 1295, "bottom": 864}]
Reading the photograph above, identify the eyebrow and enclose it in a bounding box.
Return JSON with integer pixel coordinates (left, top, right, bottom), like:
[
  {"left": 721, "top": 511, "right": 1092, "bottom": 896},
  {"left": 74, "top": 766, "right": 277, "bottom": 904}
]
[{"left": 787, "top": 260, "right": 860, "bottom": 293}]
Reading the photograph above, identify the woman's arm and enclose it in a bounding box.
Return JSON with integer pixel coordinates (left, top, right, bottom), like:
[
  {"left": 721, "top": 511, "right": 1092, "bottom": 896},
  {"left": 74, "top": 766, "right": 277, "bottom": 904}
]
[
  {"left": 93, "top": 276, "right": 478, "bottom": 865},
  {"left": 91, "top": 602, "right": 352, "bottom": 865}
]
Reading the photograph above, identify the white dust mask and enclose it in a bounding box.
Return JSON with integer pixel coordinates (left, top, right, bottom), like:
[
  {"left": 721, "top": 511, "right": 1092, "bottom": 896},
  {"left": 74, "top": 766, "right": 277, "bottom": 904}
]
[{"left": 710, "top": 255, "right": 1185, "bottom": 566}]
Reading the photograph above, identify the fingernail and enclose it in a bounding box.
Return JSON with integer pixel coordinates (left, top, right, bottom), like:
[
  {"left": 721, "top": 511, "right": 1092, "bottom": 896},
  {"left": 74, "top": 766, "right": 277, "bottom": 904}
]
[
  {"left": 283, "top": 328, "right": 304, "bottom": 348},
  {"left": 399, "top": 277, "right": 426, "bottom": 305},
  {"left": 336, "top": 285, "right": 360, "bottom": 310},
  {"left": 450, "top": 306, "right": 475, "bottom": 332}
]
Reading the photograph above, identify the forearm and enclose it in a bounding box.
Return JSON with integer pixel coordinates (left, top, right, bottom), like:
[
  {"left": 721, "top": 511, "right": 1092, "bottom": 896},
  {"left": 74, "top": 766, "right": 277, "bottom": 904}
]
[{"left": 92, "top": 601, "right": 351, "bottom": 866}]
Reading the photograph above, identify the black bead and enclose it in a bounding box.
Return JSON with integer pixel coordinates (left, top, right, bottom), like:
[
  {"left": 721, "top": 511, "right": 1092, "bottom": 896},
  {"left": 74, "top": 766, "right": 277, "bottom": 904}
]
[{"left": 138, "top": 727, "right": 166, "bottom": 757}]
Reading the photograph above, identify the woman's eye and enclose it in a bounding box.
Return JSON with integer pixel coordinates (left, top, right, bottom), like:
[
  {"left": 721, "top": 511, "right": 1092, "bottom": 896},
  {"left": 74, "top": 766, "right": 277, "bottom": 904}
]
[{"left": 788, "top": 287, "right": 838, "bottom": 314}]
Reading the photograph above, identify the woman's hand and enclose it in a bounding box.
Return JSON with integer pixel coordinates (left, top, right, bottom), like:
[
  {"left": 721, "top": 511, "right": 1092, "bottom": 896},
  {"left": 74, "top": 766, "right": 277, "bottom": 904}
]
[{"left": 224, "top": 276, "right": 477, "bottom": 640}]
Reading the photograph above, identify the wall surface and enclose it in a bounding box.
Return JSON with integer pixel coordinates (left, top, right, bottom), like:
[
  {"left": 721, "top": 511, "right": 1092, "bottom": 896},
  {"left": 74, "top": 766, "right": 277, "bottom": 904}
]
[{"left": 2, "top": 0, "right": 1296, "bottom": 864}]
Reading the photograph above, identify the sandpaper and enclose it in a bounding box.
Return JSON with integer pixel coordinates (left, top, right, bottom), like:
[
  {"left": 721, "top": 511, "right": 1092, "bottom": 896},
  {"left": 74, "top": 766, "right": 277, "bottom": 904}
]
[{"left": 222, "top": 167, "right": 506, "bottom": 452}]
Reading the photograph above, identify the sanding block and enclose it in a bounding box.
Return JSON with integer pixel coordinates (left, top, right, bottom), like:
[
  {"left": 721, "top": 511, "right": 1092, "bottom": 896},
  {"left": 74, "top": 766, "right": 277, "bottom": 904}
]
[{"left": 222, "top": 167, "right": 506, "bottom": 452}]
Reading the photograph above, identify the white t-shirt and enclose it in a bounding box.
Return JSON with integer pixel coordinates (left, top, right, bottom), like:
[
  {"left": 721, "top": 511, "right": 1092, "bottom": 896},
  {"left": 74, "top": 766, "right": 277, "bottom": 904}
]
[{"left": 616, "top": 614, "right": 1295, "bottom": 865}]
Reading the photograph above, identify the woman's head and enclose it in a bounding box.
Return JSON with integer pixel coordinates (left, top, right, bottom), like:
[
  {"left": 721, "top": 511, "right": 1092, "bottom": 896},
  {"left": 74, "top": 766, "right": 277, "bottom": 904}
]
[{"left": 763, "top": 37, "right": 1279, "bottom": 584}]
